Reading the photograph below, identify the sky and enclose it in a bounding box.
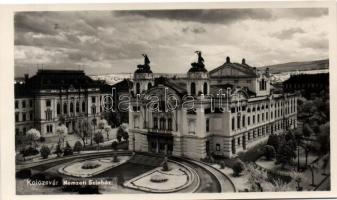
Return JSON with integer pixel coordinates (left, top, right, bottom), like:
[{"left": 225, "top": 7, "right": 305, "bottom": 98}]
[{"left": 14, "top": 8, "right": 329, "bottom": 77}]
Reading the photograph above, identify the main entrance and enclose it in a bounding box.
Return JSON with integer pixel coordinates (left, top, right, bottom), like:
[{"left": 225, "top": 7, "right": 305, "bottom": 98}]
[{"left": 147, "top": 133, "right": 173, "bottom": 155}]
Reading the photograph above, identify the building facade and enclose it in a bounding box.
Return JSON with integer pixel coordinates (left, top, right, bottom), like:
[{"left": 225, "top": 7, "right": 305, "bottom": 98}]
[
  {"left": 15, "top": 70, "right": 111, "bottom": 138},
  {"left": 129, "top": 55, "right": 298, "bottom": 159}
]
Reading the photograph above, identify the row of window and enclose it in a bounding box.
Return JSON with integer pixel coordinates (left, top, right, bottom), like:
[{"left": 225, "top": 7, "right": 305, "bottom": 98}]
[
  {"left": 15, "top": 112, "right": 34, "bottom": 122},
  {"left": 231, "top": 107, "right": 294, "bottom": 131},
  {"left": 15, "top": 99, "right": 33, "bottom": 109},
  {"left": 153, "top": 117, "right": 173, "bottom": 131},
  {"left": 190, "top": 82, "right": 208, "bottom": 95}
]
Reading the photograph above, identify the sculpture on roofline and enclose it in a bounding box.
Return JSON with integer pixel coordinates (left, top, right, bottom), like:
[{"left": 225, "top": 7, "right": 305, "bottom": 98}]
[{"left": 136, "top": 53, "right": 152, "bottom": 73}]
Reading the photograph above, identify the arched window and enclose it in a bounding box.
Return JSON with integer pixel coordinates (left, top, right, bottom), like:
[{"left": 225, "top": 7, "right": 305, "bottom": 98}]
[
  {"left": 160, "top": 118, "right": 166, "bottom": 130},
  {"left": 147, "top": 82, "right": 152, "bottom": 90},
  {"left": 82, "top": 101, "right": 86, "bottom": 113},
  {"left": 76, "top": 102, "right": 80, "bottom": 113},
  {"left": 237, "top": 115, "right": 241, "bottom": 129},
  {"left": 191, "top": 82, "right": 196, "bottom": 95},
  {"left": 232, "top": 117, "right": 235, "bottom": 130},
  {"left": 63, "top": 103, "right": 67, "bottom": 114},
  {"left": 70, "top": 102, "right": 74, "bottom": 113},
  {"left": 203, "top": 82, "right": 208, "bottom": 94},
  {"left": 136, "top": 83, "right": 140, "bottom": 94},
  {"left": 57, "top": 103, "right": 61, "bottom": 115}
]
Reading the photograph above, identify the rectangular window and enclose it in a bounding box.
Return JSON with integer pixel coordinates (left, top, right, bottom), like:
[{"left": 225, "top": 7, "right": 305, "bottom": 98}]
[
  {"left": 216, "top": 144, "right": 220, "bottom": 151},
  {"left": 253, "top": 115, "right": 255, "bottom": 124},
  {"left": 232, "top": 117, "right": 235, "bottom": 130},
  {"left": 188, "top": 119, "right": 196, "bottom": 134},
  {"left": 29, "top": 111, "right": 33, "bottom": 121},
  {"left": 237, "top": 116, "right": 240, "bottom": 129},
  {"left": 22, "top": 113, "right": 26, "bottom": 121},
  {"left": 46, "top": 99, "right": 51, "bottom": 107},
  {"left": 206, "top": 118, "right": 210, "bottom": 132},
  {"left": 22, "top": 100, "right": 26, "bottom": 108},
  {"left": 242, "top": 115, "right": 245, "bottom": 127},
  {"left": 153, "top": 117, "right": 158, "bottom": 129},
  {"left": 29, "top": 100, "right": 33, "bottom": 107},
  {"left": 15, "top": 100, "right": 19, "bottom": 109},
  {"left": 248, "top": 116, "right": 250, "bottom": 126},
  {"left": 91, "top": 96, "right": 96, "bottom": 103},
  {"left": 15, "top": 113, "right": 19, "bottom": 122}
]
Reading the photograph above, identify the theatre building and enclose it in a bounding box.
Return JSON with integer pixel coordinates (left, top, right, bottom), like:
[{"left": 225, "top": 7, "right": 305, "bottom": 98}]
[
  {"left": 14, "top": 69, "right": 111, "bottom": 138},
  {"left": 129, "top": 54, "right": 298, "bottom": 159}
]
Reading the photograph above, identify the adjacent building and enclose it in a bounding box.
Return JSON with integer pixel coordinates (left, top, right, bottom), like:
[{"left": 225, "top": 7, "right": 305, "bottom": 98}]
[
  {"left": 129, "top": 55, "right": 298, "bottom": 159},
  {"left": 15, "top": 69, "right": 112, "bottom": 138}
]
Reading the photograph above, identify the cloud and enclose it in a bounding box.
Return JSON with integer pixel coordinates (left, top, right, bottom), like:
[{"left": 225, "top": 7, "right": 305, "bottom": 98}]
[
  {"left": 271, "top": 27, "right": 305, "bottom": 40},
  {"left": 115, "top": 9, "right": 273, "bottom": 24},
  {"left": 14, "top": 8, "right": 329, "bottom": 77}
]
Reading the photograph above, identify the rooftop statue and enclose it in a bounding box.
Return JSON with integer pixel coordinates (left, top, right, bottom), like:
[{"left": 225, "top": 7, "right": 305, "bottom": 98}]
[
  {"left": 190, "top": 51, "right": 207, "bottom": 72},
  {"left": 136, "top": 54, "right": 152, "bottom": 73}
]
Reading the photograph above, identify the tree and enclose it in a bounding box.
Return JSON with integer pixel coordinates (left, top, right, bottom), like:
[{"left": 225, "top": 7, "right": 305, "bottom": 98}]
[
  {"left": 54, "top": 143, "right": 63, "bottom": 157},
  {"left": 111, "top": 141, "right": 118, "bottom": 151},
  {"left": 73, "top": 141, "right": 83, "bottom": 154},
  {"left": 291, "top": 171, "right": 306, "bottom": 191},
  {"left": 267, "top": 134, "right": 280, "bottom": 151},
  {"left": 303, "top": 123, "right": 314, "bottom": 137},
  {"left": 74, "top": 120, "right": 89, "bottom": 148},
  {"left": 262, "top": 145, "right": 276, "bottom": 161},
  {"left": 93, "top": 132, "right": 104, "bottom": 151},
  {"left": 55, "top": 124, "right": 68, "bottom": 148},
  {"left": 98, "top": 119, "right": 108, "bottom": 141},
  {"left": 117, "top": 124, "right": 128, "bottom": 142},
  {"left": 309, "top": 163, "right": 319, "bottom": 186},
  {"left": 246, "top": 163, "right": 267, "bottom": 192},
  {"left": 276, "top": 142, "right": 296, "bottom": 169},
  {"left": 40, "top": 145, "right": 51, "bottom": 159},
  {"left": 91, "top": 118, "right": 97, "bottom": 145},
  {"left": 104, "top": 125, "right": 112, "bottom": 140},
  {"left": 63, "top": 142, "right": 73, "bottom": 156},
  {"left": 318, "top": 122, "right": 330, "bottom": 155},
  {"left": 232, "top": 159, "right": 245, "bottom": 177},
  {"left": 26, "top": 128, "right": 41, "bottom": 148}
]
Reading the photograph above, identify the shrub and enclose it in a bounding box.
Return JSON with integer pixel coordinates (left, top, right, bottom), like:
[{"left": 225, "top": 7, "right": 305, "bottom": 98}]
[
  {"left": 20, "top": 146, "right": 39, "bottom": 157},
  {"left": 73, "top": 141, "right": 83, "bottom": 154},
  {"left": 16, "top": 169, "right": 31, "bottom": 179},
  {"left": 40, "top": 145, "right": 51, "bottom": 159},
  {"left": 232, "top": 159, "right": 245, "bottom": 177},
  {"left": 111, "top": 141, "right": 118, "bottom": 150},
  {"left": 150, "top": 174, "right": 168, "bottom": 183},
  {"left": 54, "top": 144, "right": 63, "bottom": 157},
  {"left": 93, "top": 133, "right": 104, "bottom": 145},
  {"left": 263, "top": 145, "right": 276, "bottom": 161},
  {"left": 39, "top": 136, "right": 46, "bottom": 143},
  {"left": 82, "top": 161, "right": 101, "bottom": 169},
  {"left": 162, "top": 161, "right": 170, "bottom": 171},
  {"left": 63, "top": 142, "right": 73, "bottom": 156}
]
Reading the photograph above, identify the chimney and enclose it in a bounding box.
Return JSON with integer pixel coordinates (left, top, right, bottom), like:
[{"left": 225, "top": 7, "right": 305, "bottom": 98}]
[
  {"left": 242, "top": 58, "right": 246, "bottom": 65},
  {"left": 226, "top": 56, "right": 231, "bottom": 63},
  {"left": 24, "top": 74, "right": 29, "bottom": 82}
]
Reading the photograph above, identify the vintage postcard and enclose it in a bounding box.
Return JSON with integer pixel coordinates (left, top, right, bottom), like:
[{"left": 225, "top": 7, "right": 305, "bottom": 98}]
[{"left": 0, "top": 1, "right": 336, "bottom": 200}]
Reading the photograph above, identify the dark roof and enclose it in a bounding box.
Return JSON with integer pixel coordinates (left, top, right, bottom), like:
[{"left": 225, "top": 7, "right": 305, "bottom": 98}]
[
  {"left": 154, "top": 77, "right": 187, "bottom": 96},
  {"left": 25, "top": 70, "right": 100, "bottom": 89},
  {"left": 112, "top": 79, "right": 133, "bottom": 92},
  {"left": 15, "top": 69, "right": 105, "bottom": 97},
  {"left": 188, "top": 62, "right": 208, "bottom": 73}
]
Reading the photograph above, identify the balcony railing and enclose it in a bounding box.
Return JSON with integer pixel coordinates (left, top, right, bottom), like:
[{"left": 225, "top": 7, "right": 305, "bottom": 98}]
[{"left": 147, "top": 128, "right": 172, "bottom": 135}]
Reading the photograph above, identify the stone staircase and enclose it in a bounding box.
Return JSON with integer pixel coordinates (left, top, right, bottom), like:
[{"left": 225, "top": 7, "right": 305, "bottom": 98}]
[{"left": 128, "top": 153, "right": 165, "bottom": 167}]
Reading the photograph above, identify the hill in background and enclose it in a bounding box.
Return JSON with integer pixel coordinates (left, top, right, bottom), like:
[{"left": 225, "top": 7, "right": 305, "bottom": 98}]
[{"left": 259, "top": 59, "right": 329, "bottom": 74}]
